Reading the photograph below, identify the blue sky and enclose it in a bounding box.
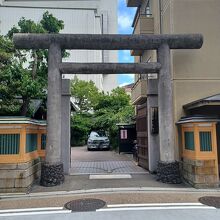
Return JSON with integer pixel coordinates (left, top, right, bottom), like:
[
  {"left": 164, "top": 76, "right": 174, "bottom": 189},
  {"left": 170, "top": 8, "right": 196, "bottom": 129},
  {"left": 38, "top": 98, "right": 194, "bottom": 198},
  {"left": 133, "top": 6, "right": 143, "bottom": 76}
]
[{"left": 117, "top": 0, "right": 136, "bottom": 87}]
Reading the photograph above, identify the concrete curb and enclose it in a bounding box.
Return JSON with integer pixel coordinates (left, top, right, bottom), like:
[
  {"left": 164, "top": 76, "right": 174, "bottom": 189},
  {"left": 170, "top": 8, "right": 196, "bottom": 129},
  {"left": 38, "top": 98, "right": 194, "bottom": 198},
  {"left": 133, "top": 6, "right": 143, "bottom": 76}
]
[{"left": 1, "top": 187, "right": 220, "bottom": 200}]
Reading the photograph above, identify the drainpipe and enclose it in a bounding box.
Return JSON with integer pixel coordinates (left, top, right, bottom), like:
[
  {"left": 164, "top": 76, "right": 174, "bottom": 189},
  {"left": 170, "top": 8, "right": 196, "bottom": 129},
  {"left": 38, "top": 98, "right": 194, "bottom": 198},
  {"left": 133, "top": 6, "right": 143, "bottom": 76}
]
[{"left": 159, "top": 0, "right": 163, "bottom": 34}]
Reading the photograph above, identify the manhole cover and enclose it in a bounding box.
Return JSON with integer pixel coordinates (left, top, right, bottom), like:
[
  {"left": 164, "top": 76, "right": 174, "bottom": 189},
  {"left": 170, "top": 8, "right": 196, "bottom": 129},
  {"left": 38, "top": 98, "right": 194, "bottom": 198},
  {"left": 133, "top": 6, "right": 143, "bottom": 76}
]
[
  {"left": 199, "top": 196, "right": 220, "bottom": 208},
  {"left": 64, "top": 198, "right": 106, "bottom": 212}
]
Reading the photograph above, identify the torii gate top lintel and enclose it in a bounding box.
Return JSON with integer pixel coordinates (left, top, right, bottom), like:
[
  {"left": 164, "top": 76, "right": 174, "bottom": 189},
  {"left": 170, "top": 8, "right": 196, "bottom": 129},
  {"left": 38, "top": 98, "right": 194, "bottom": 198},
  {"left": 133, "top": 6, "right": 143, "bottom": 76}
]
[{"left": 13, "top": 33, "right": 203, "bottom": 50}]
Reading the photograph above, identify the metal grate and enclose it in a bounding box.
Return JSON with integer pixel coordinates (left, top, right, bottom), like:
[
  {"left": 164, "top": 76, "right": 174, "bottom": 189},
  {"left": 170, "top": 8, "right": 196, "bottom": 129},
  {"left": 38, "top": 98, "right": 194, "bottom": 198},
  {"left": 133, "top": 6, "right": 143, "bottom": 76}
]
[
  {"left": 199, "top": 196, "right": 220, "bottom": 208},
  {"left": 64, "top": 198, "right": 106, "bottom": 212},
  {"left": 0, "top": 134, "right": 20, "bottom": 154},
  {"left": 199, "top": 131, "right": 212, "bottom": 151},
  {"left": 184, "top": 131, "right": 195, "bottom": 151},
  {"left": 26, "top": 134, "right": 37, "bottom": 153},
  {"left": 41, "top": 134, "right": 46, "bottom": 150}
]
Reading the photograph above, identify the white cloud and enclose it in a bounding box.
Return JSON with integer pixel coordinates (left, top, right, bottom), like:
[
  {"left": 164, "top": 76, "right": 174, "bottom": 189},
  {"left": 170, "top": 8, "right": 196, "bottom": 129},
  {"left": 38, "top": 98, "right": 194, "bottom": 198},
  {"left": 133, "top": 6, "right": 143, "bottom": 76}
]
[
  {"left": 123, "top": 74, "right": 134, "bottom": 79},
  {"left": 119, "top": 82, "right": 131, "bottom": 87},
  {"left": 118, "top": 14, "right": 133, "bottom": 30}
]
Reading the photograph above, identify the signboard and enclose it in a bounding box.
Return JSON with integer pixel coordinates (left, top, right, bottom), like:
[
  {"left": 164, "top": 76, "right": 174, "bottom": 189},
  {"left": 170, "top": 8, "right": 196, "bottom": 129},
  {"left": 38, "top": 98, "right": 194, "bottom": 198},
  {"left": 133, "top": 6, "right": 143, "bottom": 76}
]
[{"left": 120, "top": 129, "right": 128, "bottom": 139}]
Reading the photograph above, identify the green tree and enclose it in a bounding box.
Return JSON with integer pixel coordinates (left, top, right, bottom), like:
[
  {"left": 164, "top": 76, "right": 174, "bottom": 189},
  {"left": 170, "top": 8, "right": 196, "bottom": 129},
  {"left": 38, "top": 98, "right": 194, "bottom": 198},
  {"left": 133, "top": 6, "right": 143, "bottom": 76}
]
[
  {"left": 70, "top": 79, "right": 134, "bottom": 148},
  {"left": 0, "top": 36, "right": 20, "bottom": 115},
  {"left": 0, "top": 11, "right": 65, "bottom": 116},
  {"left": 0, "top": 36, "right": 14, "bottom": 68},
  {"left": 93, "top": 87, "right": 134, "bottom": 149},
  {"left": 71, "top": 78, "right": 100, "bottom": 112},
  {"left": 70, "top": 113, "right": 93, "bottom": 146},
  {"left": 70, "top": 78, "right": 100, "bottom": 145}
]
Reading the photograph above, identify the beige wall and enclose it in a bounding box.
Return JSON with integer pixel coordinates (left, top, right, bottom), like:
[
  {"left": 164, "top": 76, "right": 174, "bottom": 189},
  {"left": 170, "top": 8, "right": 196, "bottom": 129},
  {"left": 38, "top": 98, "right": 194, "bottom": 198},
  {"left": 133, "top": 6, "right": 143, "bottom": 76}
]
[
  {"left": 173, "top": 0, "right": 220, "bottom": 80},
  {"left": 149, "top": 0, "right": 220, "bottom": 159},
  {"left": 151, "top": 0, "right": 160, "bottom": 34},
  {"left": 132, "top": 0, "right": 220, "bottom": 160},
  {"left": 172, "top": 0, "right": 220, "bottom": 158}
]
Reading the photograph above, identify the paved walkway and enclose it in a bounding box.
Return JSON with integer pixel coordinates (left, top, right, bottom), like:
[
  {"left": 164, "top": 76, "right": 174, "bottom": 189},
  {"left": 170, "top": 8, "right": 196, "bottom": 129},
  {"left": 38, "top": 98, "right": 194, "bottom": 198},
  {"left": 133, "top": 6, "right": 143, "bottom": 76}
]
[
  {"left": 27, "top": 146, "right": 187, "bottom": 194},
  {"left": 70, "top": 146, "right": 147, "bottom": 175},
  {"left": 70, "top": 161, "right": 147, "bottom": 174}
]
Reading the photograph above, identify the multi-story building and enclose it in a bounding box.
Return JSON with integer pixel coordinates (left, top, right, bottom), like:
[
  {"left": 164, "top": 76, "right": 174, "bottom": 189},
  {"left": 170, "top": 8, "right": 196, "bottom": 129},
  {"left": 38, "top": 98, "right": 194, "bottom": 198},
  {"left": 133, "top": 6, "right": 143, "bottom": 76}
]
[
  {"left": 0, "top": 0, "right": 118, "bottom": 93},
  {"left": 128, "top": 0, "right": 220, "bottom": 187}
]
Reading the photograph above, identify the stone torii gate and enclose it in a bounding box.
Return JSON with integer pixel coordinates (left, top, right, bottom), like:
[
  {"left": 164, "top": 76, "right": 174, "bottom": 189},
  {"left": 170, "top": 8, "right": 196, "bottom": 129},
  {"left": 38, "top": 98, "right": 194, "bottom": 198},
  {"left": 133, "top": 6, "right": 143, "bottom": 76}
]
[{"left": 13, "top": 33, "right": 203, "bottom": 186}]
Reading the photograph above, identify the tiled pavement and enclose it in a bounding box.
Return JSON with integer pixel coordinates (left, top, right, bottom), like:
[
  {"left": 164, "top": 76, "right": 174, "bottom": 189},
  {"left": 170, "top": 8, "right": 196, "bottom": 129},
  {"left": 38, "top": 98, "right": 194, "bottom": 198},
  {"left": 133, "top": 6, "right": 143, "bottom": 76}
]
[
  {"left": 70, "top": 146, "right": 148, "bottom": 175},
  {"left": 70, "top": 161, "right": 148, "bottom": 175}
]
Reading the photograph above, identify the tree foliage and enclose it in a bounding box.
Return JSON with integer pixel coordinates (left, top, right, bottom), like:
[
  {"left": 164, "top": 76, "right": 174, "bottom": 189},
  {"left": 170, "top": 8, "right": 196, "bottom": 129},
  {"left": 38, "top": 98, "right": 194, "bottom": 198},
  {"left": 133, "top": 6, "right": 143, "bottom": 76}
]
[
  {"left": 71, "top": 78, "right": 100, "bottom": 112},
  {"left": 71, "top": 80, "right": 134, "bottom": 148},
  {"left": 70, "top": 113, "right": 93, "bottom": 146},
  {"left": 93, "top": 87, "right": 134, "bottom": 148},
  {"left": 0, "top": 11, "right": 65, "bottom": 116}
]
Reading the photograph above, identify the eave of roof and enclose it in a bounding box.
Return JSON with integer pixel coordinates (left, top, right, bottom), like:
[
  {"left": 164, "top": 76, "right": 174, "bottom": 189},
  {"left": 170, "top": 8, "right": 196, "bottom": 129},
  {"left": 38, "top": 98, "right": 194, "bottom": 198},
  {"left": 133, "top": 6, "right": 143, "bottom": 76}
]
[{"left": 183, "top": 94, "right": 220, "bottom": 110}]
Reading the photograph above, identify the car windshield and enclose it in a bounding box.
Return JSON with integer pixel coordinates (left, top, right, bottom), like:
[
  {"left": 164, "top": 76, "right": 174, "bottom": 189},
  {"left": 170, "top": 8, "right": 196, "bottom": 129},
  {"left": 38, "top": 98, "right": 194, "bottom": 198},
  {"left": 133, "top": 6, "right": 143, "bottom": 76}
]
[
  {"left": 90, "top": 132, "right": 100, "bottom": 137},
  {"left": 90, "top": 131, "right": 107, "bottom": 138}
]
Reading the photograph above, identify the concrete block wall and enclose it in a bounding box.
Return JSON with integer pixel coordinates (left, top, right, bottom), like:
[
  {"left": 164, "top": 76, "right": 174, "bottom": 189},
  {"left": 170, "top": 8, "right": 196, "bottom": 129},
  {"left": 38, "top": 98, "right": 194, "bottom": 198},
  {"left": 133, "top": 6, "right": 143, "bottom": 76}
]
[
  {"left": 0, "top": 158, "right": 41, "bottom": 193},
  {"left": 181, "top": 158, "right": 219, "bottom": 188}
]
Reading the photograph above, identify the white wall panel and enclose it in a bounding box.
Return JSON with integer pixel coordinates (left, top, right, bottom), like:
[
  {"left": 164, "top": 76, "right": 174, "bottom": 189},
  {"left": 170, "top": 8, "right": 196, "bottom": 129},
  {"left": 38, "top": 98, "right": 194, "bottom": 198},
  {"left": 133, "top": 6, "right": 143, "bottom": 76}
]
[{"left": 0, "top": 0, "right": 118, "bottom": 92}]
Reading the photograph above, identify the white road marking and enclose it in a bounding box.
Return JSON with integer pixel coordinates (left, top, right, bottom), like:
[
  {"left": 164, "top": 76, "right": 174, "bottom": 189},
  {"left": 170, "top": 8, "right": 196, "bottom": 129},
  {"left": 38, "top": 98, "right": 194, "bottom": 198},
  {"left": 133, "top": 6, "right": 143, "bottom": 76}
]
[
  {"left": 0, "top": 207, "right": 64, "bottom": 213},
  {"left": 107, "top": 203, "right": 205, "bottom": 208},
  {"left": 89, "top": 174, "right": 132, "bottom": 179},
  {"left": 0, "top": 210, "right": 71, "bottom": 217},
  {"left": 97, "top": 206, "right": 216, "bottom": 212}
]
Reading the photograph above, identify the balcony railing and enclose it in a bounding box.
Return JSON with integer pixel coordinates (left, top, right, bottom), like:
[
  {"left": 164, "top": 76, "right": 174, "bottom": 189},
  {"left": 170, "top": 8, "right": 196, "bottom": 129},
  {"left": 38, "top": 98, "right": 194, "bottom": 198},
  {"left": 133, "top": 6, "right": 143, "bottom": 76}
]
[
  {"left": 126, "top": 0, "right": 142, "bottom": 7},
  {"left": 131, "top": 77, "right": 147, "bottom": 105}
]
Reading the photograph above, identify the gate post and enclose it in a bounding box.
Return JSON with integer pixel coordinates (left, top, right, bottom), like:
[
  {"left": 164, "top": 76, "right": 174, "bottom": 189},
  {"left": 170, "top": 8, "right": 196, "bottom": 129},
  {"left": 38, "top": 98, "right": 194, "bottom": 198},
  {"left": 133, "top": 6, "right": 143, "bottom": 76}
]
[
  {"left": 157, "top": 43, "right": 181, "bottom": 183},
  {"left": 40, "top": 43, "right": 64, "bottom": 186},
  {"left": 147, "top": 77, "right": 159, "bottom": 172},
  {"left": 61, "top": 79, "right": 71, "bottom": 174}
]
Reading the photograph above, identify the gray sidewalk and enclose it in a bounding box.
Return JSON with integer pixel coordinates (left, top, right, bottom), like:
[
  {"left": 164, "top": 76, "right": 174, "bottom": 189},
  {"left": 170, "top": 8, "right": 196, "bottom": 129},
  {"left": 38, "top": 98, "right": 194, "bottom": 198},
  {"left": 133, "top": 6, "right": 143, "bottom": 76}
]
[
  {"left": 1, "top": 187, "right": 220, "bottom": 210},
  {"left": 30, "top": 146, "right": 187, "bottom": 193},
  {"left": 30, "top": 173, "right": 187, "bottom": 194}
]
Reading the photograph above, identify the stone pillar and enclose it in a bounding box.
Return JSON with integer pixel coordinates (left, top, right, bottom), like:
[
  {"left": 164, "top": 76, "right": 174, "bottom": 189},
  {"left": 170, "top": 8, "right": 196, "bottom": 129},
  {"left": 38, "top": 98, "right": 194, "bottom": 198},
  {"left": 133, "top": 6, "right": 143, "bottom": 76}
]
[
  {"left": 147, "top": 77, "right": 159, "bottom": 172},
  {"left": 157, "top": 44, "right": 181, "bottom": 184},
  {"left": 40, "top": 43, "right": 64, "bottom": 186},
  {"left": 61, "top": 79, "right": 71, "bottom": 174}
]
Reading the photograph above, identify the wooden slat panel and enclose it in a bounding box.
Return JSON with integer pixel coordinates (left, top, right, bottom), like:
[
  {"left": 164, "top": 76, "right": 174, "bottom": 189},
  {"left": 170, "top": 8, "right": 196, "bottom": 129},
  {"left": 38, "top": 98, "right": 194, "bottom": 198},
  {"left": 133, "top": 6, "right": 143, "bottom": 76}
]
[{"left": 136, "top": 103, "right": 148, "bottom": 170}]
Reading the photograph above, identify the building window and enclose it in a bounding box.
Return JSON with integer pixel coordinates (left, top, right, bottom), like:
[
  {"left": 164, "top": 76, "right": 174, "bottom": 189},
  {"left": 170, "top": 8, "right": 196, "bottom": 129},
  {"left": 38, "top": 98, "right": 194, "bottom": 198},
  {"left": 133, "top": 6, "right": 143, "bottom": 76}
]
[
  {"left": 200, "top": 131, "right": 212, "bottom": 151},
  {"left": 184, "top": 132, "right": 195, "bottom": 151},
  {"left": 0, "top": 134, "right": 20, "bottom": 154},
  {"left": 26, "top": 134, "right": 37, "bottom": 153},
  {"left": 41, "top": 134, "right": 46, "bottom": 150}
]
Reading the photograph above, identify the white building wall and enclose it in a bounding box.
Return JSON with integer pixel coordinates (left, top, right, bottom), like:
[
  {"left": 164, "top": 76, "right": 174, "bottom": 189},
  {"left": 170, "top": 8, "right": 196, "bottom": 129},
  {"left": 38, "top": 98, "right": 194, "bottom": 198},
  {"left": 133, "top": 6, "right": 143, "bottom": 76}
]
[
  {"left": 0, "top": 0, "right": 118, "bottom": 92},
  {"left": 99, "top": 0, "right": 118, "bottom": 92}
]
